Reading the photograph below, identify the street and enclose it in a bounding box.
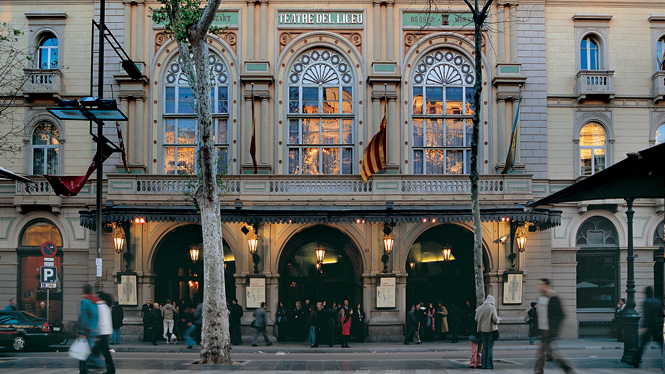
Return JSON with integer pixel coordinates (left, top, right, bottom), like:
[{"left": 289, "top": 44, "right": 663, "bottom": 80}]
[{"left": 0, "top": 340, "right": 661, "bottom": 373}]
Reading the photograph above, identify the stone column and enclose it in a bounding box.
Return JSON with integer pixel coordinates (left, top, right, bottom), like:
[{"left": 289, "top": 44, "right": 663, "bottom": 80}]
[
  {"left": 373, "top": 1, "right": 381, "bottom": 61},
  {"left": 244, "top": 97, "right": 252, "bottom": 168},
  {"left": 123, "top": 1, "right": 132, "bottom": 57},
  {"left": 387, "top": 97, "right": 398, "bottom": 167},
  {"left": 259, "top": 0, "right": 268, "bottom": 60},
  {"left": 386, "top": 1, "right": 395, "bottom": 61},
  {"left": 260, "top": 97, "right": 269, "bottom": 166},
  {"left": 246, "top": 1, "right": 255, "bottom": 60},
  {"left": 509, "top": 4, "right": 518, "bottom": 63},
  {"left": 135, "top": 1, "right": 145, "bottom": 62},
  {"left": 496, "top": 4, "right": 506, "bottom": 63}
]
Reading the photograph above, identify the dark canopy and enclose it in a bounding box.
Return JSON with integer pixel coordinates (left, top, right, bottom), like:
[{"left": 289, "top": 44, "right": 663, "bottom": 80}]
[{"left": 529, "top": 143, "right": 664, "bottom": 207}]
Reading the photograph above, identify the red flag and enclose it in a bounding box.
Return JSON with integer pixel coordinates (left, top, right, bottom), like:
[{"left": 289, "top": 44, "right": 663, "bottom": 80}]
[
  {"left": 360, "top": 104, "right": 387, "bottom": 182},
  {"left": 115, "top": 121, "right": 130, "bottom": 173},
  {"left": 45, "top": 142, "right": 115, "bottom": 196},
  {"left": 249, "top": 85, "right": 257, "bottom": 174}
]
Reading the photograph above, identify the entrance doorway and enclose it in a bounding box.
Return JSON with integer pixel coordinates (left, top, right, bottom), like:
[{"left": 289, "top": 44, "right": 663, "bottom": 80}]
[
  {"left": 279, "top": 225, "right": 362, "bottom": 309},
  {"left": 154, "top": 225, "right": 235, "bottom": 304},
  {"left": 405, "top": 224, "right": 487, "bottom": 310}
]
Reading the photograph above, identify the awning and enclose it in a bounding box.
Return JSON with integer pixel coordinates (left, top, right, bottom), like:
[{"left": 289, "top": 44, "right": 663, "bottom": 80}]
[
  {"left": 0, "top": 166, "right": 33, "bottom": 184},
  {"left": 80, "top": 203, "right": 561, "bottom": 230}
]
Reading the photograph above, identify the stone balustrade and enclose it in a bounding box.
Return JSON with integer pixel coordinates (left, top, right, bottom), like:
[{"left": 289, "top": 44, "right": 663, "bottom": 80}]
[{"left": 575, "top": 70, "right": 615, "bottom": 102}]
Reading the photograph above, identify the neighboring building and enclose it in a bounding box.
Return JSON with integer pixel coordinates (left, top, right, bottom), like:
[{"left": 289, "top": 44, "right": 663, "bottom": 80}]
[{"left": 0, "top": 0, "right": 662, "bottom": 340}]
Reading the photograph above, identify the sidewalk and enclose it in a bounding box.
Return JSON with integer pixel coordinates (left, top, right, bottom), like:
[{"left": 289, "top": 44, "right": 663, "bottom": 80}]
[{"left": 97, "top": 338, "right": 636, "bottom": 354}]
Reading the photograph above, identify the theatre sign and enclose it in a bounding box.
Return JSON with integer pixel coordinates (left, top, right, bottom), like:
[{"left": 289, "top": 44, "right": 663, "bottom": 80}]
[{"left": 277, "top": 11, "right": 365, "bottom": 27}]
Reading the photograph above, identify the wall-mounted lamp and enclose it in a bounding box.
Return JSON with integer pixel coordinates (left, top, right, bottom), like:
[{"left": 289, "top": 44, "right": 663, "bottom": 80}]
[
  {"left": 515, "top": 225, "right": 528, "bottom": 253},
  {"left": 189, "top": 243, "right": 200, "bottom": 263},
  {"left": 442, "top": 244, "right": 455, "bottom": 262},
  {"left": 315, "top": 245, "right": 326, "bottom": 263},
  {"left": 242, "top": 224, "right": 260, "bottom": 273},
  {"left": 315, "top": 262, "right": 322, "bottom": 272},
  {"left": 112, "top": 223, "right": 125, "bottom": 254},
  {"left": 381, "top": 224, "right": 394, "bottom": 273},
  {"left": 133, "top": 217, "right": 145, "bottom": 224},
  {"left": 409, "top": 261, "right": 415, "bottom": 271}
]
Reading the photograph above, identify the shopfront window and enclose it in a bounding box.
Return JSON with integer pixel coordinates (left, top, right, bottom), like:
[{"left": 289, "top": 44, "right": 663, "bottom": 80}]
[
  {"left": 411, "top": 49, "right": 475, "bottom": 174},
  {"left": 18, "top": 220, "right": 63, "bottom": 322},
  {"left": 163, "top": 53, "right": 229, "bottom": 175},
  {"left": 287, "top": 48, "right": 355, "bottom": 175}
]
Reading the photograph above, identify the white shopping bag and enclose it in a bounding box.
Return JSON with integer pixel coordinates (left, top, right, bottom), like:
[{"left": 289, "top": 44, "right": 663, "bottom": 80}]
[{"left": 68, "top": 337, "right": 91, "bottom": 361}]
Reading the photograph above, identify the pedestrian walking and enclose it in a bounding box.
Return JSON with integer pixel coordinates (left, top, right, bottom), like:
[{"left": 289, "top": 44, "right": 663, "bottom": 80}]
[
  {"left": 77, "top": 284, "right": 100, "bottom": 374},
  {"left": 111, "top": 301, "right": 123, "bottom": 344},
  {"left": 629, "top": 286, "right": 664, "bottom": 368},
  {"left": 4, "top": 297, "right": 17, "bottom": 311},
  {"left": 229, "top": 298, "right": 243, "bottom": 345},
  {"left": 276, "top": 300, "right": 288, "bottom": 342},
  {"left": 475, "top": 294, "right": 499, "bottom": 369},
  {"left": 161, "top": 299, "right": 175, "bottom": 343},
  {"left": 534, "top": 278, "right": 575, "bottom": 374},
  {"left": 251, "top": 302, "right": 272, "bottom": 346},
  {"left": 148, "top": 302, "right": 162, "bottom": 345},
  {"left": 194, "top": 299, "right": 203, "bottom": 344},
  {"left": 340, "top": 308, "right": 352, "bottom": 348},
  {"left": 613, "top": 298, "right": 626, "bottom": 342},
  {"left": 526, "top": 302, "right": 538, "bottom": 345},
  {"left": 181, "top": 306, "right": 196, "bottom": 348},
  {"left": 91, "top": 292, "right": 115, "bottom": 374},
  {"left": 141, "top": 298, "right": 152, "bottom": 342}
]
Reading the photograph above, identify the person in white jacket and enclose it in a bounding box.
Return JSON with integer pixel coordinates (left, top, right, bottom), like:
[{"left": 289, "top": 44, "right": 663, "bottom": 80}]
[{"left": 91, "top": 292, "right": 115, "bottom": 374}]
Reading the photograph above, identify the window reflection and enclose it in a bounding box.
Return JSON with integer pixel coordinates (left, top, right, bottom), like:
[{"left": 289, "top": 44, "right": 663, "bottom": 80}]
[
  {"left": 580, "top": 123, "right": 606, "bottom": 176},
  {"left": 32, "top": 123, "right": 59, "bottom": 175}
]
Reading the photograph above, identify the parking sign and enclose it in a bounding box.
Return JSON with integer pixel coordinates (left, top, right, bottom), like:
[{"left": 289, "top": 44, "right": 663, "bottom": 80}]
[{"left": 40, "top": 266, "right": 57, "bottom": 288}]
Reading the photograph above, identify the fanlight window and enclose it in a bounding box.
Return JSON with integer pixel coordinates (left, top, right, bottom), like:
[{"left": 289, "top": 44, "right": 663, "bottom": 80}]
[
  {"left": 287, "top": 48, "right": 354, "bottom": 175},
  {"left": 579, "top": 123, "right": 606, "bottom": 176},
  {"left": 411, "top": 49, "right": 475, "bottom": 174},
  {"left": 655, "top": 124, "right": 665, "bottom": 145},
  {"left": 576, "top": 216, "right": 618, "bottom": 246},
  {"left": 163, "top": 53, "right": 229, "bottom": 174}
]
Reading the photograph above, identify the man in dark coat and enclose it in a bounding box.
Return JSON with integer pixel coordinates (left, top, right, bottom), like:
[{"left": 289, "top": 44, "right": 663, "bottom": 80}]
[
  {"left": 534, "top": 278, "right": 575, "bottom": 374},
  {"left": 229, "top": 298, "right": 243, "bottom": 345},
  {"left": 250, "top": 302, "right": 272, "bottom": 346},
  {"left": 111, "top": 301, "right": 124, "bottom": 344},
  {"left": 447, "top": 301, "right": 463, "bottom": 343},
  {"left": 141, "top": 298, "right": 152, "bottom": 342},
  {"left": 404, "top": 303, "right": 418, "bottom": 344},
  {"left": 630, "top": 286, "right": 664, "bottom": 368},
  {"left": 148, "top": 303, "right": 162, "bottom": 345}
]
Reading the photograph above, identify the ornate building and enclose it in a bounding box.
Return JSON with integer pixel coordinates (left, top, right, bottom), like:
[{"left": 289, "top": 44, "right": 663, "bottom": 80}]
[{"left": 0, "top": 0, "right": 662, "bottom": 340}]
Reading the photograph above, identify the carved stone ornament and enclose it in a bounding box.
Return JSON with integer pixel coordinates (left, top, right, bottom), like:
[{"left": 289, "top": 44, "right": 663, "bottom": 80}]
[
  {"left": 225, "top": 32, "right": 237, "bottom": 46},
  {"left": 155, "top": 32, "right": 167, "bottom": 46},
  {"left": 350, "top": 33, "right": 362, "bottom": 46},
  {"left": 280, "top": 32, "right": 291, "bottom": 46}
]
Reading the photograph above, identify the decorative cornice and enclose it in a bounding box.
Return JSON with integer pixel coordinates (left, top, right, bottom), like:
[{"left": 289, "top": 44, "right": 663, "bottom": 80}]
[
  {"left": 572, "top": 14, "right": 613, "bottom": 21},
  {"left": 25, "top": 12, "right": 67, "bottom": 19}
]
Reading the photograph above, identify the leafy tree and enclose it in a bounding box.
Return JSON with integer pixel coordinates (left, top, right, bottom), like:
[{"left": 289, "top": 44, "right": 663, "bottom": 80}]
[
  {"left": 0, "top": 23, "right": 29, "bottom": 157},
  {"left": 152, "top": 0, "right": 230, "bottom": 364}
]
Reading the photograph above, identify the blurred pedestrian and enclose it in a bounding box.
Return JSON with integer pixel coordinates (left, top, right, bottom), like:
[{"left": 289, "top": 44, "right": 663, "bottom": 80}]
[
  {"left": 404, "top": 303, "right": 417, "bottom": 345},
  {"left": 181, "top": 306, "right": 196, "bottom": 348},
  {"left": 613, "top": 298, "right": 626, "bottom": 342},
  {"left": 77, "top": 284, "right": 99, "bottom": 374},
  {"left": 91, "top": 292, "right": 115, "bottom": 374},
  {"left": 534, "top": 278, "right": 575, "bottom": 374},
  {"left": 111, "top": 301, "right": 123, "bottom": 344},
  {"left": 4, "top": 297, "right": 17, "bottom": 311},
  {"left": 251, "top": 302, "right": 272, "bottom": 346},
  {"left": 475, "top": 295, "right": 499, "bottom": 369},
  {"left": 194, "top": 299, "right": 203, "bottom": 344},
  {"left": 630, "top": 286, "right": 664, "bottom": 368}
]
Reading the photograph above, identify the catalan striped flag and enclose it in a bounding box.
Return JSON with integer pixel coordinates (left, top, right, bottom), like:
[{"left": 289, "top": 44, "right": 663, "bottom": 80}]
[
  {"left": 249, "top": 84, "right": 257, "bottom": 174},
  {"left": 360, "top": 104, "right": 387, "bottom": 182},
  {"left": 501, "top": 87, "right": 522, "bottom": 174},
  {"left": 661, "top": 49, "right": 665, "bottom": 71}
]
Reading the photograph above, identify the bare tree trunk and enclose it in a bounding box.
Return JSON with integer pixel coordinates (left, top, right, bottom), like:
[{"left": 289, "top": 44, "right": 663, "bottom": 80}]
[{"left": 465, "top": 0, "right": 494, "bottom": 307}]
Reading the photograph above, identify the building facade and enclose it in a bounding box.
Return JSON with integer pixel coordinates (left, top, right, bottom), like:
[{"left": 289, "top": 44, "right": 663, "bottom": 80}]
[{"left": 0, "top": 0, "right": 663, "bottom": 340}]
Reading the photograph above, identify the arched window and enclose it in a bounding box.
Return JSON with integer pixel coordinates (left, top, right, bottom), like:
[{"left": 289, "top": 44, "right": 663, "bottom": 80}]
[
  {"left": 163, "top": 53, "right": 229, "bottom": 174},
  {"left": 287, "top": 48, "right": 354, "bottom": 175},
  {"left": 32, "top": 122, "right": 59, "bottom": 175},
  {"left": 38, "top": 33, "right": 58, "bottom": 69},
  {"left": 655, "top": 124, "right": 665, "bottom": 145},
  {"left": 576, "top": 216, "right": 619, "bottom": 309},
  {"left": 580, "top": 123, "right": 606, "bottom": 176},
  {"left": 581, "top": 36, "right": 600, "bottom": 70},
  {"left": 411, "top": 49, "right": 475, "bottom": 174},
  {"left": 657, "top": 36, "right": 665, "bottom": 71}
]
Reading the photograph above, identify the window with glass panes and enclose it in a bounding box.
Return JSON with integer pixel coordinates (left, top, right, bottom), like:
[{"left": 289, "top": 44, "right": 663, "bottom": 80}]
[
  {"left": 658, "top": 36, "right": 665, "bottom": 70},
  {"left": 38, "top": 33, "right": 58, "bottom": 69},
  {"left": 581, "top": 36, "right": 600, "bottom": 70},
  {"left": 411, "top": 50, "right": 475, "bottom": 174},
  {"left": 31, "top": 122, "right": 59, "bottom": 175},
  {"left": 656, "top": 124, "right": 665, "bottom": 145},
  {"left": 163, "top": 54, "right": 229, "bottom": 174},
  {"left": 287, "top": 48, "right": 354, "bottom": 175},
  {"left": 579, "top": 123, "right": 606, "bottom": 176}
]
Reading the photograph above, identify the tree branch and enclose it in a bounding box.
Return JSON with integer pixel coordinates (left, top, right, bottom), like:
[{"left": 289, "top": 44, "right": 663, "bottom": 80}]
[{"left": 193, "top": 0, "right": 222, "bottom": 38}]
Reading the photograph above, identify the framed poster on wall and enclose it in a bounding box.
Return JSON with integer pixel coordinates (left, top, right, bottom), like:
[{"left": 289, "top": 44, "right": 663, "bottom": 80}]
[
  {"left": 246, "top": 277, "right": 265, "bottom": 308},
  {"left": 377, "top": 277, "right": 396, "bottom": 308},
  {"left": 502, "top": 272, "right": 523, "bottom": 305},
  {"left": 117, "top": 273, "right": 138, "bottom": 306}
]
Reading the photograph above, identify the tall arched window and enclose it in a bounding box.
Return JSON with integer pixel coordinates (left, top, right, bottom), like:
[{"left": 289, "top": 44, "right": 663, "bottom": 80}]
[
  {"left": 38, "top": 33, "right": 58, "bottom": 69},
  {"left": 32, "top": 122, "right": 59, "bottom": 175},
  {"left": 576, "top": 216, "right": 619, "bottom": 309},
  {"left": 163, "top": 53, "right": 229, "bottom": 174},
  {"left": 655, "top": 124, "right": 665, "bottom": 145},
  {"left": 580, "top": 123, "right": 606, "bottom": 176},
  {"left": 411, "top": 49, "right": 475, "bottom": 174},
  {"left": 657, "top": 36, "right": 665, "bottom": 71},
  {"left": 287, "top": 48, "right": 354, "bottom": 175},
  {"left": 581, "top": 36, "right": 600, "bottom": 70}
]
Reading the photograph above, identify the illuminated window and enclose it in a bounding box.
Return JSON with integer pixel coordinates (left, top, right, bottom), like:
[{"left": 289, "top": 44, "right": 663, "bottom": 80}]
[
  {"left": 581, "top": 36, "right": 600, "bottom": 70},
  {"left": 656, "top": 124, "right": 665, "bottom": 145},
  {"left": 38, "top": 33, "right": 58, "bottom": 69},
  {"left": 287, "top": 48, "right": 354, "bottom": 175},
  {"left": 580, "top": 123, "right": 606, "bottom": 176},
  {"left": 31, "top": 122, "right": 59, "bottom": 175},
  {"left": 163, "top": 54, "right": 229, "bottom": 174},
  {"left": 411, "top": 50, "right": 475, "bottom": 174}
]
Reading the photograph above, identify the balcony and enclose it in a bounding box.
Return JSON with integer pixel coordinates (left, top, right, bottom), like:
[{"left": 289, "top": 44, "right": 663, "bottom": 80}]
[
  {"left": 23, "top": 69, "right": 64, "bottom": 99},
  {"left": 575, "top": 70, "right": 615, "bottom": 102},
  {"left": 652, "top": 71, "right": 665, "bottom": 103}
]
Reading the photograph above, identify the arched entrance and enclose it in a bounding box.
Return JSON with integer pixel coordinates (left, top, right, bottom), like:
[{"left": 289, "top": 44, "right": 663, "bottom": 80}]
[
  {"left": 405, "top": 224, "right": 488, "bottom": 310},
  {"left": 279, "top": 225, "right": 362, "bottom": 308},
  {"left": 154, "top": 225, "right": 235, "bottom": 304}
]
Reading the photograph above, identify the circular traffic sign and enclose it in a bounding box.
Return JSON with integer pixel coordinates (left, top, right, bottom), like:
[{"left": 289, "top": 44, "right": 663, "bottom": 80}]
[{"left": 41, "top": 242, "right": 57, "bottom": 258}]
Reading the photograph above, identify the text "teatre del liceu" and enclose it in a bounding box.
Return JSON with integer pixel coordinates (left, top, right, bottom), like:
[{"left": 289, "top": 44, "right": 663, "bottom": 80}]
[{"left": 279, "top": 13, "right": 363, "bottom": 25}]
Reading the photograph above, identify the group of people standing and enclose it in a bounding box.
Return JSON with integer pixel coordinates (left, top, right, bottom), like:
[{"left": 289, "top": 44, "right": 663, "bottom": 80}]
[
  {"left": 404, "top": 300, "right": 474, "bottom": 345},
  {"left": 141, "top": 298, "right": 200, "bottom": 348}
]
